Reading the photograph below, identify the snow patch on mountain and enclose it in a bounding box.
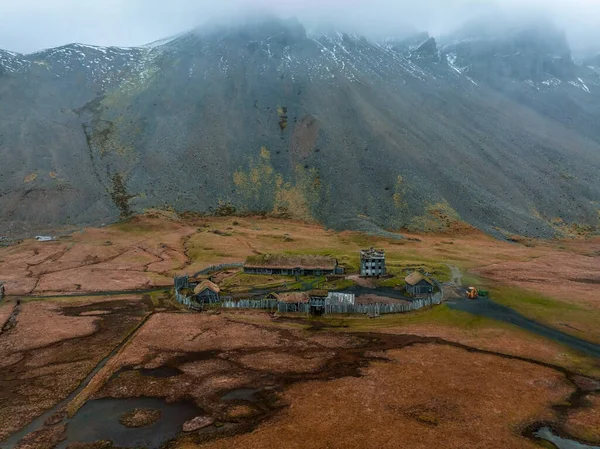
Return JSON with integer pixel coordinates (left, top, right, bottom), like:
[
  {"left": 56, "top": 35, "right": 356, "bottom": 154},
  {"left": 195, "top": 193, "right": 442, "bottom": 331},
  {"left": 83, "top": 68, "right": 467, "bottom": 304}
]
[
  {"left": 577, "top": 77, "right": 591, "bottom": 93},
  {"left": 0, "top": 42, "right": 165, "bottom": 92},
  {"left": 1, "top": 23, "right": 597, "bottom": 101},
  {"left": 542, "top": 75, "right": 562, "bottom": 88},
  {"left": 0, "top": 50, "right": 32, "bottom": 73},
  {"left": 568, "top": 78, "right": 591, "bottom": 93}
]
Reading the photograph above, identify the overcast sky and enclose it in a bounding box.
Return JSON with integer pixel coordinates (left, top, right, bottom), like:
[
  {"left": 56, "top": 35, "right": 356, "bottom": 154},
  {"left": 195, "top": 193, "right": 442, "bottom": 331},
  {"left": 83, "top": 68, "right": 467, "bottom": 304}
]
[{"left": 0, "top": 0, "right": 598, "bottom": 55}]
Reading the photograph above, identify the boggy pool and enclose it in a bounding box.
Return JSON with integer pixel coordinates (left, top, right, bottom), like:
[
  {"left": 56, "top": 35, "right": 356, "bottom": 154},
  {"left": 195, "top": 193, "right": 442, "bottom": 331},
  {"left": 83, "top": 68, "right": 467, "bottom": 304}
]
[{"left": 57, "top": 397, "right": 201, "bottom": 449}]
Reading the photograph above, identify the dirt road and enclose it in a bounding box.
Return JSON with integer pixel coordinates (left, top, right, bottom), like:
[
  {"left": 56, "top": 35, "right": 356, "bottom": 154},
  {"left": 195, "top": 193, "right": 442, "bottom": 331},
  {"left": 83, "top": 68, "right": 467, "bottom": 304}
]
[
  {"left": 447, "top": 264, "right": 463, "bottom": 286},
  {"left": 449, "top": 298, "right": 600, "bottom": 359}
]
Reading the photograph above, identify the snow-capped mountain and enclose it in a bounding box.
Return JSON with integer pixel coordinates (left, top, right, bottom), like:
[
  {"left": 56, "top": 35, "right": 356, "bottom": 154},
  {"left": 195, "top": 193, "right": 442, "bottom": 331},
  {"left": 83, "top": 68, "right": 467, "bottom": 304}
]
[{"left": 1, "top": 17, "right": 599, "bottom": 237}]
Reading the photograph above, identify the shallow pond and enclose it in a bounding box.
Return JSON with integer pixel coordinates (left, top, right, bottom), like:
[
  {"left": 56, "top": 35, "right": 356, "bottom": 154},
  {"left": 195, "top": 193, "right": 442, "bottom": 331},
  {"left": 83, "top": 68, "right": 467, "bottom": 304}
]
[
  {"left": 534, "top": 427, "right": 600, "bottom": 449},
  {"left": 221, "top": 388, "right": 261, "bottom": 402},
  {"left": 137, "top": 365, "right": 183, "bottom": 378},
  {"left": 57, "top": 397, "right": 201, "bottom": 449},
  {"left": 139, "top": 366, "right": 182, "bottom": 378}
]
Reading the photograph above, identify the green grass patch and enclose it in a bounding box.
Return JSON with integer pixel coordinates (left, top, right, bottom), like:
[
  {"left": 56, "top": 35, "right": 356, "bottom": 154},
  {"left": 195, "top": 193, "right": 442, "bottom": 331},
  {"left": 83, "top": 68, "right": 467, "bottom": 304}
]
[
  {"left": 220, "top": 272, "right": 326, "bottom": 293},
  {"left": 298, "top": 303, "right": 600, "bottom": 377},
  {"left": 221, "top": 273, "right": 289, "bottom": 290},
  {"left": 375, "top": 276, "right": 404, "bottom": 288},
  {"left": 285, "top": 276, "right": 326, "bottom": 291},
  {"left": 309, "top": 304, "right": 495, "bottom": 332},
  {"left": 384, "top": 256, "right": 452, "bottom": 283},
  {"left": 147, "top": 290, "right": 169, "bottom": 306},
  {"left": 321, "top": 278, "right": 355, "bottom": 290},
  {"left": 489, "top": 285, "right": 600, "bottom": 344},
  {"left": 185, "top": 236, "right": 236, "bottom": 264},
  {"left": 461, "top": 273, "right": 484, "bottom": 287},
  {"left": 111, "top": 218, "right": 157, "bottom": 234},
  {"left": 491, "top": 287, "right": 580, "bottom": 312}
]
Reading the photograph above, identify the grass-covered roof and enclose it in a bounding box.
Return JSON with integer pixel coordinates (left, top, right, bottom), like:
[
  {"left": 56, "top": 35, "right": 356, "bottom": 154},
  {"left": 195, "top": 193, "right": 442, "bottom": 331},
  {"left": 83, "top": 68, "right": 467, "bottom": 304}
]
[{"left": 244, "top": 254, "right": 337, "bottom": 270}]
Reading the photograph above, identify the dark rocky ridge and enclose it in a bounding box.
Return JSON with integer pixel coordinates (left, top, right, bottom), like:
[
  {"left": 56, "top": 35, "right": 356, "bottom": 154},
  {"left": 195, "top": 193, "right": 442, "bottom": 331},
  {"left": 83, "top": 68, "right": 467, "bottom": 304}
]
[{"left": 1, "top": 17, "right": 599, "bottom": 238}]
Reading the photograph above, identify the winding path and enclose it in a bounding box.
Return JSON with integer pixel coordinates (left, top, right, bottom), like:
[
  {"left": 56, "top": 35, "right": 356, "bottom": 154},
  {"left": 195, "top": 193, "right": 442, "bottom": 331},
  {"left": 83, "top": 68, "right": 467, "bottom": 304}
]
[
  {"left": 442, "top": 264, "right": 600, "bottom": 359},
  {"left": 449, "top": 298, "right": 600, "bottom": 359},
  {"left": 447, "top": 264, "right": 463, "bottom": 286}
]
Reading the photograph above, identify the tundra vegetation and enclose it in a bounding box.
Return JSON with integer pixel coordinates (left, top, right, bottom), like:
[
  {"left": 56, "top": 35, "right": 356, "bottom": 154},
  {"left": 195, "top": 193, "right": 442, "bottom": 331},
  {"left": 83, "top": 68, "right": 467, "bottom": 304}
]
[{"left": 0, "top": 212, "right": 599, "bottom": 448}]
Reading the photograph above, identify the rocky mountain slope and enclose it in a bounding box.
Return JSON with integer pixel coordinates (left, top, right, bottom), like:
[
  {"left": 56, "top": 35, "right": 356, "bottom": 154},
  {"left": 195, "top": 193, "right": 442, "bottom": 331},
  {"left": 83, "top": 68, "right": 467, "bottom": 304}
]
[{"left": 1, "top": 17, "right": 599, "bottom": 238}]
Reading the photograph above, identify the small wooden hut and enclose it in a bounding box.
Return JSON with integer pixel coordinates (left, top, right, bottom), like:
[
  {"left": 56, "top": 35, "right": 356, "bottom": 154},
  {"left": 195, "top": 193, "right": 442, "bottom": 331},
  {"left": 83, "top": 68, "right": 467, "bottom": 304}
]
[
  {"left": 193, "top": 280, "right": 220, "bottom": 304},
  {"left": 405, "top": 272, "right": 434, "bottom": 297}
]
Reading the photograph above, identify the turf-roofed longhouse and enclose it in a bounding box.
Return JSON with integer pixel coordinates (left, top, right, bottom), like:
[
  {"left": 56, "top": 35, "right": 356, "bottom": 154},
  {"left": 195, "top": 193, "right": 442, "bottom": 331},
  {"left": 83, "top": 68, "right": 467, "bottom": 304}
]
[{"left": 243, "top": 254, "right": 344, "bottom": 276}]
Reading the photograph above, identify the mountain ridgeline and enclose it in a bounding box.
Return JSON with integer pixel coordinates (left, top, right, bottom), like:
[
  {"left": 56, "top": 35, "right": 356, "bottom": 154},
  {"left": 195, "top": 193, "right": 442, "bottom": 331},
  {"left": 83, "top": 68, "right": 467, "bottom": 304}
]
[{"left": 1, "top": 17, "right": 600, "bottom": 238}]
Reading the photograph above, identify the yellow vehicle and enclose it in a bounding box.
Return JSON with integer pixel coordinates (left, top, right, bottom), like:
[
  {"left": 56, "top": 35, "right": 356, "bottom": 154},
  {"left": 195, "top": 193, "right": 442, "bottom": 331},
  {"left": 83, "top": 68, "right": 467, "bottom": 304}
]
[{"left": 467, "top": 287, "right": 478, "bottom": 300}]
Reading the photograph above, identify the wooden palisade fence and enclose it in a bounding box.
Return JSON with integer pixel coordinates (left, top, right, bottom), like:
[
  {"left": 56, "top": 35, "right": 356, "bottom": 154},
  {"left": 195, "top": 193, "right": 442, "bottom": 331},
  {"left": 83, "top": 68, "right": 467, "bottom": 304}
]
[
  {"left": 221, "top": 299, "right": 279, "bottom": 311},
  {"left": 223, "top": 293, "right": 441, "bottom": 316}
]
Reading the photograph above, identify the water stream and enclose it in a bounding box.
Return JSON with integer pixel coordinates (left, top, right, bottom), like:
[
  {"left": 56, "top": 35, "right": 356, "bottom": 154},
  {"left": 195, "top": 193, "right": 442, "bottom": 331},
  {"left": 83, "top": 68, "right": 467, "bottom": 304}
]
[
  {"left": 1, "top": 314, "right": 152, "bottom": 449},
  {"left": 534, "top": 427, "right": 600, "bottom": 449},
  {"left": 4, "top": 292, "right": 600, "bottom": 448}
]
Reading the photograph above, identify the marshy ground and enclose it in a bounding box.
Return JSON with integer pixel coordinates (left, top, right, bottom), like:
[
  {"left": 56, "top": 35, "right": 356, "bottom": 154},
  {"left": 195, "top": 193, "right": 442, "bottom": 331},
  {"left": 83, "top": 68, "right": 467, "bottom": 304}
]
[
  {"left": 1, "top": 213, "right": 600, "bottom": 448},
  {"left": 1, "top": 302, "right": 600, "bottom": 449}
]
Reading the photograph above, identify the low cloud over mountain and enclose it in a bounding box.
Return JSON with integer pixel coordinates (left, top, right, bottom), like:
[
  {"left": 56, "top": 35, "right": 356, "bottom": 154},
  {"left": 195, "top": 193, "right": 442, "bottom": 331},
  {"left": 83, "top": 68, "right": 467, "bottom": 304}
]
[{"left": 1, "top": 16, "right": 599, "bottom": 237}]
